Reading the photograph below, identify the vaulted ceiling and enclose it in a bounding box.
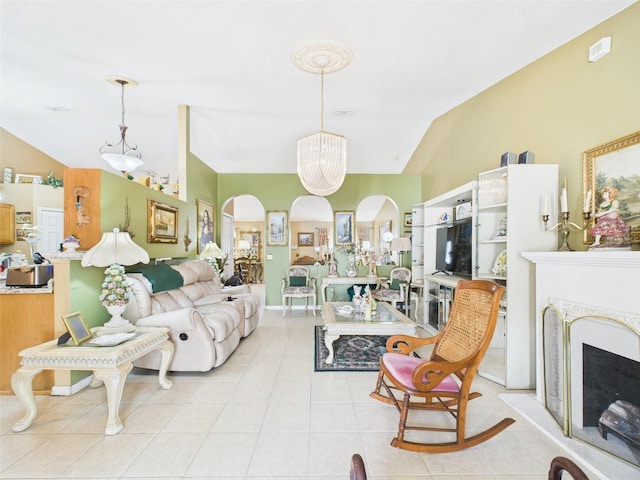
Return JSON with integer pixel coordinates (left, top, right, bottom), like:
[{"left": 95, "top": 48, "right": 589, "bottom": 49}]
[{"left": 2, "top": 1, "right": 634, "bottom": 190}]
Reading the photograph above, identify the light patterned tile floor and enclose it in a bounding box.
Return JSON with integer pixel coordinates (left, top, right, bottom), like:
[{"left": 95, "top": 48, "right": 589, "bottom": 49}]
[{"left": 0, "top": 300, "right": 612, "bottom": 479}]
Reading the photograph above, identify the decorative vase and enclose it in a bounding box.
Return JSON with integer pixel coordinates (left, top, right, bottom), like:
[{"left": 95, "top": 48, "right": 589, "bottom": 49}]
[
  {"left": 63, "top": 242, "right": 79, "bottom": 252},
  {"left": 99, "top": 303, "right": 135, "bottom": 335},
  {"left": 105, "top": 304, "right": 126, "bottom": 324},
  {"left": 345, "top": 255, "right": 358, "bottom": 277}
]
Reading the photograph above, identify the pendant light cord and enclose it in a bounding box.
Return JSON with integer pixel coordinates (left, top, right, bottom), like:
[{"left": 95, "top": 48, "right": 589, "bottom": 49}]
[{"left": 320, "top": 67, "right": 324, "bottom": 132}]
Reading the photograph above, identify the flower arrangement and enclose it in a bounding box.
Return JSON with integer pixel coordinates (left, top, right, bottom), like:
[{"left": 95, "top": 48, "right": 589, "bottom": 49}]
[
  {"left": 63, "top": 234, "right": 79, "bottom": 244},
  {"left": 205, "top": 258, "right": 224, "bottom": 280},
  {"left": 338, "top": 242, "right": 358, "bottom": 256},
  {"left": 99, "top": 264, "right": 131, "bottom": 307}
]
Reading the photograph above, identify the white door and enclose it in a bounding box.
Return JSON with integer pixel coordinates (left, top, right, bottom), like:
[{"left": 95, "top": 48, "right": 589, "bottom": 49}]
[
  {"left": 38, "top": 208, "right": 64, "bottom": 256},
  {"left": 222, "top": 213, "right": 234, "bottom": 279}
]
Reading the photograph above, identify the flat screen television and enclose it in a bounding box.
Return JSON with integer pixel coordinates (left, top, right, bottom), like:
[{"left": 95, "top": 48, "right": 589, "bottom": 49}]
[{"left": 434, "top": 219, "right": 473, "bottom": 276}]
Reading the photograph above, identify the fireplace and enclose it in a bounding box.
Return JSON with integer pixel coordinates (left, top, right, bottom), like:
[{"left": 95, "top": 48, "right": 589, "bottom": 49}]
[
  {"left": 523, "top": 250, "right": 640, "bottom": 476},
  {"left": 542, "top": 299, "right": 640, "bottom": 467}
]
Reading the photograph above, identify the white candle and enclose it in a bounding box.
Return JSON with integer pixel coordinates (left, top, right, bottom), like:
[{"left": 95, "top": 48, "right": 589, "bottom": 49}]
[
  {"left": 584, "top": 189, "right": 592, "bottom": 212},
  {"left": 560, "top": 188, "right": 568, "bottom": 213},
  {"left": 541, "top": 195, "right": 550, "bottom": 216}
]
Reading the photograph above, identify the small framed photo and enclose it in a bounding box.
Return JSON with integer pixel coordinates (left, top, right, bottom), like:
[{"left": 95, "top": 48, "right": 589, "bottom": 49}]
[
  {"left": 16, "top": 212, "right": 32, "bottom": 224},
  {"left": 297, "top": 232, "right": 314, "bottom": 246},
  {"left": 403, "top": 212, "right": 412, "bottom": 227},
  {"left": 14, "top": 174, "right": 43, "bottom": 184},
  {"left": 62, "top": 312, "right": 93, "bottom": 345}
]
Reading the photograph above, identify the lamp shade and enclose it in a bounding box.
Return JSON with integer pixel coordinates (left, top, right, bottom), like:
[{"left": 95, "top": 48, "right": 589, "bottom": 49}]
[
  {"left": 237, "top": 239, "right": 251, "bottom": 251},
  {"left": 297, "top": 131, "right": 346, "bottom": 196},
  {"left": 81, "top": 228, "right": 150, "bottom": 267},
  {"left": 101, "top": 153, "right": 143, "bottom": 172},
  {"left": 200, "top": 242, "right": 225, "bottom": 259},
  {"left": 382, "top": 231, "right": 394, "bottom": 244},
  {"left": 390, "top": 236, "right": 411, "bottom": 252}
]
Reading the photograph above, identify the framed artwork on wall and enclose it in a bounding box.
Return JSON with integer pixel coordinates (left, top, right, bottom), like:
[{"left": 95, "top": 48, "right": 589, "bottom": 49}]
[
  {"left": 403, "top": 212, "right": 412, "bottom": 227},
  {"left": 297, "top": 232, "right": 314, "bottom": 246},
  {"left": 267, "top": 210, "right": 288, "bottom": 246},
  {"left": 334, "top": 211, "right": 354, "bottom": 245},
  {"left": 196, "top": 199, "right": 214, "bottom": 254},
  {"left": 148, "top": 199, "right": 179, "bottom": 244},
  {"left": 583, "top": 130, "right": 640, "bottom": 245}
]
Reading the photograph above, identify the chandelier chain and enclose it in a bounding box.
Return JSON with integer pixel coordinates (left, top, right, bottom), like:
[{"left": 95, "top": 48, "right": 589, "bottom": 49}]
[{"left": 119, "top": 80, "right": 127, "bottom": 126}]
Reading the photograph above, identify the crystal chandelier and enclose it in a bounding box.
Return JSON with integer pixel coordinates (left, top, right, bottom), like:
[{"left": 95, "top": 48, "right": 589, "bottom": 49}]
[
  {"left": 293, "top": 42, "right": 352, "bottom": 196},
  {"left": 100, "top": 76, "right": 143, "bottom": 173}
]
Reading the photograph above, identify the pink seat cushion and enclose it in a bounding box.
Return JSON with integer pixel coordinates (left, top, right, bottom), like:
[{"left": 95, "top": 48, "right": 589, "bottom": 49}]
[{"left": 382, "top": 352, "right": 460, "bottom": 393}]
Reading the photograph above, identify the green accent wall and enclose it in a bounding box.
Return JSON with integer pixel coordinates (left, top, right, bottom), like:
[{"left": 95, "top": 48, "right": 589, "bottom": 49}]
[
  {"left": 405, "top": 2, "right": 640, "bottom": 251},
  {"left": 216, "top": 173, "right": 420, "bottom": 305}
]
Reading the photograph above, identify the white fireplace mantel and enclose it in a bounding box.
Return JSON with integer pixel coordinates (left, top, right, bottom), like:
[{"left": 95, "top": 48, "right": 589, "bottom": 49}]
[
  {"left": 522, "top": 250, "right": 640, "bottom": 268},
  {"left": 522, "top": 250, "right": 640, "bottom": 402}
]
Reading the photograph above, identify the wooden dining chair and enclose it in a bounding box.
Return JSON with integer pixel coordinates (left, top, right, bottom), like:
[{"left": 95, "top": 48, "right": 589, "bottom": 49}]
[
  {"left": 349, "top": 453, "right": 367, "bottom": 480},
  {"left": 371, "top": 279, "right": 514, "bottom": 453},
  {"left": 548, "top": 456, "right": 590, "bottom": 480}
]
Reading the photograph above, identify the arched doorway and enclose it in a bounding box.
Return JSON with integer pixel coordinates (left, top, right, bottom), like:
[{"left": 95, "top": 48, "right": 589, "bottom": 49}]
[
  {"left": 221, "top": 195, "right": 266, "bottom": 283},
  {"left": 356, "top": 195, "right": 399, "bottom": 264}
]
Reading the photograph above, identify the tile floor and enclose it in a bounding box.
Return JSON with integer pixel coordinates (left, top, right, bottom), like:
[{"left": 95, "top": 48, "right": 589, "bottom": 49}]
[{"left": 0, "top": 300, "right": 602, "bottom": 479}]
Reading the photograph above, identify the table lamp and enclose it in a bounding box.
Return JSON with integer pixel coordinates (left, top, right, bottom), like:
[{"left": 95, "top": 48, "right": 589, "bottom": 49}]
[
  {"left": 81, "top": 228, "right": 149, "bottom": 335},
  {"left": 237, "top": 239, "right": 251, "bottom": 257},
  {"left": 391, "top": 236, "right": 411, "bottom": 268},
  {"left": 200, "top": 241, "right": 227, "bottom": 271}
]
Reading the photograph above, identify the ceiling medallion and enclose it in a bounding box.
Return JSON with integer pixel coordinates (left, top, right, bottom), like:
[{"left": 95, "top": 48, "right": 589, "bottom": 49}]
[{"left": 291, "top": 41, "right": 352, "bottom": 74}]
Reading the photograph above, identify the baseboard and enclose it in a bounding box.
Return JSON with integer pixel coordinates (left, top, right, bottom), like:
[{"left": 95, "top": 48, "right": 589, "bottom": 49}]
[{"left": 51, "top": 374, "right": 93, "bottom": 396}]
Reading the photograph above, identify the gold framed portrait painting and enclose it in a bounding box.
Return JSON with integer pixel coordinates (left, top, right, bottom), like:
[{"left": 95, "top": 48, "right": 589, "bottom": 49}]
[
  {"left": 196, "top": 199, "right": 214, "bottom": 254},
  {"left": 583, "top": 131, "right": 640, "bottom": 245}
]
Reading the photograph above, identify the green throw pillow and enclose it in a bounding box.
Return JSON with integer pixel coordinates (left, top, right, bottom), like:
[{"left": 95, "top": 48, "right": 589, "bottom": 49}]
[
  {"left": 390, "top": 279, "right": 404, "bottom": 290},
  {"left": 289, "top": 276, "right": 306, "bottom": 287},
  {"left": 127, "top": 263, "right": 184, "bottom": 293}
]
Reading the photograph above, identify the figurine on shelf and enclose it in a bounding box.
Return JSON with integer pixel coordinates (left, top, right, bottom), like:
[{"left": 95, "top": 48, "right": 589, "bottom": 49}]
[
  {"left": 327, "top": 254, "right": 338, "bottom": 277},
  {"left": 589, "top": 186, "right": 631, "bottom": 249}
]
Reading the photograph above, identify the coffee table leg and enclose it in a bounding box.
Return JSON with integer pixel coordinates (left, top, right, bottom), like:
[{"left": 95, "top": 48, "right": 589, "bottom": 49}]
[
  {"left": 11, "top": 367, "right": 42, "bottom": 432},
  {"left": 94, "top": 363, "right": 132, "bottom": 435},
  {"left": 157, "top": 340, "right": 174, "bottom": 390},
  {"left": 324, "top": 332, "right": 340, "bottom": 364}
]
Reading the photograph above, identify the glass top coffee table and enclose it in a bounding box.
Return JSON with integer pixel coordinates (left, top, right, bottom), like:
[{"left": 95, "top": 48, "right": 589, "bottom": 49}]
[{"left": 321, "top": 301, "right": 416, "bottom": 364}]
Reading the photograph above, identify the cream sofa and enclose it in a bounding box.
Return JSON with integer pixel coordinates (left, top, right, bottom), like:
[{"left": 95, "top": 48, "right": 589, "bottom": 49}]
[{"left": 123, "top": 260, "right": 260, "bottom": 371}]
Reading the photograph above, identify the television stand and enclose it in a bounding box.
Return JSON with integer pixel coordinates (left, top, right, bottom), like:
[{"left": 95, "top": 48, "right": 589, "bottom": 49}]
[{"left": 431, "top": 270, "right": 453, "bottom": 276}]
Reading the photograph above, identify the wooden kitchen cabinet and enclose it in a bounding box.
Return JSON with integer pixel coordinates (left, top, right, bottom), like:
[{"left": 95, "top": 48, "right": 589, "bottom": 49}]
[
  {"left": 0, "top": 203, "right": 16, "bottom": 244},
  {"left": 0, "top": 293, "right": 54, "bottom": 394}
]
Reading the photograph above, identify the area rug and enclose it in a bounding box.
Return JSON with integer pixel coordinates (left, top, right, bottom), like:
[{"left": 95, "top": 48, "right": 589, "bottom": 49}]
[{"left": 314, "top": 325, "right": 388, "bottom": 372}]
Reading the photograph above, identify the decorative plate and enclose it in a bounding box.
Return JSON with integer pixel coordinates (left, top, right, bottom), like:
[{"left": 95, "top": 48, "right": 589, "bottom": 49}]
[
  {"left": 337, "top": 305, "right": 354, "bottom": 316},
  {"left": 491, "top": 250, "right": 507, "bottom": 276},
  {"left": 89, "top": 332, "right": 136, "bottom": 347}
]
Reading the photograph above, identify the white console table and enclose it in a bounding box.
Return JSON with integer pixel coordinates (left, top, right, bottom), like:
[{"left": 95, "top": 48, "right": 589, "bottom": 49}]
[{"left": 320, "top": 276, "right": 386, "bottom": 303}]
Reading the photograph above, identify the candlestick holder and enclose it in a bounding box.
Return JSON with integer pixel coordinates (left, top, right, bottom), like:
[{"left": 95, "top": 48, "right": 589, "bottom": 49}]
[{"left": 542, "top": 212, "right": 583, "bottom": 251}]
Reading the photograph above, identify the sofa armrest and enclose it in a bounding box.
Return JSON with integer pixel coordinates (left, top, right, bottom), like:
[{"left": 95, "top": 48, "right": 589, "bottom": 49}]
[
  {"left": 134, "top": 307, "right": 204, "bottom": 331},
  {"left": 221, "top": 285, "right": 251, "bottom": 295}
]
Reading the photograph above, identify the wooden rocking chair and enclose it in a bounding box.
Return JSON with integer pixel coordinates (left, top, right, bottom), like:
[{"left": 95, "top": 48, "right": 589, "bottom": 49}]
[{"left": 370, "top": 279, "right": 515, "bottom": 453}]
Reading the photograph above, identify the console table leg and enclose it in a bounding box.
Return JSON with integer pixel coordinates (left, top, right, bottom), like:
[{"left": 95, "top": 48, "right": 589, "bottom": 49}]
[
  {"left": 94, "top": 363, "right": 132, "bottom": 435},
  {"left": 11, "top": 368, "right": 41, "bottom": 432},
  {"left": 324, "top": 332, "right": 339, "bottom": 364},
  {"left": 157, "top": 340, "right": 174, "bottom": 390}
]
